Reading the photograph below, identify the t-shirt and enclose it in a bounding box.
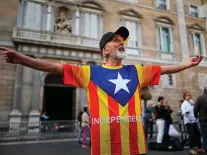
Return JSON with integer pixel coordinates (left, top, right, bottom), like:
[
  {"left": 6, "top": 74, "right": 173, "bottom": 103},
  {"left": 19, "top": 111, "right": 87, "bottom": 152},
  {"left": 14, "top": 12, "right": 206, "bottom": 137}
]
[
  {"left": 181, "top": 100, "right": 197, "bottom": 125},
  {"left": 82, "top": 112, "right": 90, "bottom": 127},
  {"left": 63, "top": 64, "right": 161, "bottom": 155}
]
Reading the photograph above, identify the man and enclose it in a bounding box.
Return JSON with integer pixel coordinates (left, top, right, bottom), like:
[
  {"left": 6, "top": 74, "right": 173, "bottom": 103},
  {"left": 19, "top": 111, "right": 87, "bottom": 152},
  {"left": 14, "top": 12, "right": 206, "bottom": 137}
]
[
  {"left": 41, "top": 111, "right": 49, "bottom": 133},
  {"left": 153, "top": 96, "right": 165, "bottom": 147},
  {"left": 153, "top": 97, "right": 173, "bottom": 147},
  {"left": 144, "top": 103, "right": 153, "bottom": 140},
  {"left": 0, "top": 26, "right": 203, "bottom": 155},
  {"left": 194, "top": 88, "right": 207, "bottom": 152}
]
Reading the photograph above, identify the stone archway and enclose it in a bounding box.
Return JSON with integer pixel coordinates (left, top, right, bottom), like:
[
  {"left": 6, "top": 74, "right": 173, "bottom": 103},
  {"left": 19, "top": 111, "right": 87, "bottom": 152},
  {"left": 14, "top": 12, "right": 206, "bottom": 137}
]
[{"left": 43, "top": 74, "right": 76, "bottom": 120}]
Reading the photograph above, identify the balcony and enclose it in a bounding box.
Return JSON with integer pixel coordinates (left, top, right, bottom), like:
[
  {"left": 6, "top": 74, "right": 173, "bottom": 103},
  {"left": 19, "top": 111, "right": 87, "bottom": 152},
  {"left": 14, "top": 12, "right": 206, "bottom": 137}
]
[
  {"left": 12, "top": 27, "right": 99, "bottom": 51},
  {"left": 116, "top": 0, "right": 138, "bottom": 4}
]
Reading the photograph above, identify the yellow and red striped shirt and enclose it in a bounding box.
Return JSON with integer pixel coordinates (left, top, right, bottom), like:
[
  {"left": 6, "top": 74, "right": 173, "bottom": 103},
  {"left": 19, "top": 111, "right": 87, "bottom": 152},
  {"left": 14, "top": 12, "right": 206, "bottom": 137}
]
[{"left": 63, "top": 64, "right": 161, "bottom": 155}]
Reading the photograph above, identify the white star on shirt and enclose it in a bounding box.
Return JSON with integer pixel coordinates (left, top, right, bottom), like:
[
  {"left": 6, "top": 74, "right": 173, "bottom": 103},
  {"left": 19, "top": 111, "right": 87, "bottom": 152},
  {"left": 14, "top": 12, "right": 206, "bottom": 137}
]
[{"left": 109, "top": 72, "right": 131, "bottom": 94}]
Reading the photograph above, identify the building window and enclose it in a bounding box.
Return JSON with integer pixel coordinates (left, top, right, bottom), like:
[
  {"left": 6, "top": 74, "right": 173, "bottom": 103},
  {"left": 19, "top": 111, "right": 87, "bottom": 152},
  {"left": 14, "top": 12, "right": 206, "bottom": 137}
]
[
  {"left": 157, "top": 26, "right": 173, "bottom": 53},
  {"left": 190, "top": 32, "right": 206, "bottom": 56},
  {"left": 198, "top": 73, "right": 207, "bottom": 89},
  {"left": 156, "top": 0, "right": 170, "bottom": 10},
  {"left": 23, "top": 1, "right": 43, "bottom": 30},
  {"left": 121, "top": 19, "right": 139, "bottom": 48},
  {"left": 190, "top": 5, "right": 198, "bottom": 17},
  {"left": 80, "top": 11, "right": 102, "bottom": 39},
  {"left": 162, "top": 74, "right": 176, "bottom": 88}
]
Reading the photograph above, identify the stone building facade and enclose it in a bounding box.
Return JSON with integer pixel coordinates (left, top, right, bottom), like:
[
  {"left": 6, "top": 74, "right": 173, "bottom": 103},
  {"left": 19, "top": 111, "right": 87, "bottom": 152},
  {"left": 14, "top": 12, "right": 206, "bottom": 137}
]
[{"left": 0, "top": 0, "right": 207, "bottom": 123}]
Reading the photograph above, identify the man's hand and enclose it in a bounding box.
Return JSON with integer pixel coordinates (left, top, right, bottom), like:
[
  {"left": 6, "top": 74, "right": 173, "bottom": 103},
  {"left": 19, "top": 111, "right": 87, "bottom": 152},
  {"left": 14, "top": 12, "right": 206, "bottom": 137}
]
[
  {"left": 189, "top": 56, "right": 203, "bottom": 67},
  {"left": 0, "top": 47, "right": 24, "bottom": 64}
]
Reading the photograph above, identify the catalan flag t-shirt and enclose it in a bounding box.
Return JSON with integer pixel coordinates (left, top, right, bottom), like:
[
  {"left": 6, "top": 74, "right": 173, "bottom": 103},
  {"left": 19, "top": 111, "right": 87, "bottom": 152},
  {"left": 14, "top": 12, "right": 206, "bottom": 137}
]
[{"left": 63, "top": 64, "right": 161, "bottom": 155}]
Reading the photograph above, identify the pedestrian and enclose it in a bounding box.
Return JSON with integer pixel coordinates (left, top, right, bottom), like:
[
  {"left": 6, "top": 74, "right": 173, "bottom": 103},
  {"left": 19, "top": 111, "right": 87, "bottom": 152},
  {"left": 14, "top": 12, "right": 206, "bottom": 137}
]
[
  {"left": 153, "top": 96, "right": 172, "bottom": 148},
  {"left": 81, "top": 106, "right": 90, "bottom": 148},
  {"left": 181, "top": 92, "right": 204, "bottom": 155},
  {"left": 0, "top": 26, "right": 203, "bottom": 155},
  {"left": 194, "top": 88, "right": 207, "bottom": 153},
  {"left": 153, "top": 96, "right": 165, "bottom": 148},
  {"left": 144, "top": 103, "right": 153, "bottom": 140},
  {"left": 77, "top": 110, "right": 84, "bottom": 144},
  {"left": 41, "top": 111, "right": 49, "bottom": 133}
]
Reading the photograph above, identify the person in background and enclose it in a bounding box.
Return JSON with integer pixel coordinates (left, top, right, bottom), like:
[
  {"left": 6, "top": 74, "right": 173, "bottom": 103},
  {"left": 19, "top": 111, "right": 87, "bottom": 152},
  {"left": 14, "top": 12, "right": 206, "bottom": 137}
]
[
  {"left": 181, "top": 92, "right": 204, "bottom": 155},
  {"left": 153, "top": 96, "right": 165, "bottom": 148},
  {"left": 41, "top": 111, "right": 49, "bottom": 133},
  {"left": 144, "top": 103, "right": 154, "bottom": 140},
  {"left": 81, "top": 106, "right": 90, "bottom": 148},
  {"left": 77, "top": 109, "right": 84, "bottom": 144},
  {"left": 194, "top": 88, "right": 207, "bottom": 153}
]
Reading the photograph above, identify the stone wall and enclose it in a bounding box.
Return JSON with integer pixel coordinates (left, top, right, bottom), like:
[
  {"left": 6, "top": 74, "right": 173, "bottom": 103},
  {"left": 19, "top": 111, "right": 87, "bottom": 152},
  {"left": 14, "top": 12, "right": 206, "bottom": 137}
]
[{"left": 0, "top": 0, "right": 19, "bottom": 121}]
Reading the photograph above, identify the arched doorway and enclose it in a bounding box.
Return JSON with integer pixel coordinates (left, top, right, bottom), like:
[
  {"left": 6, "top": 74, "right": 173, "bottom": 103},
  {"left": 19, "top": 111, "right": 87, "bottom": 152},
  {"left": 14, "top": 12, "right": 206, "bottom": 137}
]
[{"left": 43, "top": 74, "right": 76, "bottom": 120}]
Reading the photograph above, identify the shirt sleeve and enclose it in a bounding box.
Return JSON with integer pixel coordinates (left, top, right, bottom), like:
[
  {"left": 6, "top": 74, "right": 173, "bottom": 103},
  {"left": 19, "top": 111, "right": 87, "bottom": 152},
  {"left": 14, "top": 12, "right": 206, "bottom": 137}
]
[
  {"left": 63, "top": 64, "right": 90, "bottom": 89},
  {"left": 135, "top": 65, "right": 161, "bottom": 88}
]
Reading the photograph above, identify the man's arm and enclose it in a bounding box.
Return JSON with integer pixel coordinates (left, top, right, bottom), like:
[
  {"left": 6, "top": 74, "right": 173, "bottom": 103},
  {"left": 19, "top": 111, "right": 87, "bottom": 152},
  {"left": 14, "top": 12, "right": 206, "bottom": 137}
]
[
  {"left": 0, "top": 47, "right": 63, "bottom": 74},
  {"left": 161, "top": 56, "right": 203, "bottom": 75}
]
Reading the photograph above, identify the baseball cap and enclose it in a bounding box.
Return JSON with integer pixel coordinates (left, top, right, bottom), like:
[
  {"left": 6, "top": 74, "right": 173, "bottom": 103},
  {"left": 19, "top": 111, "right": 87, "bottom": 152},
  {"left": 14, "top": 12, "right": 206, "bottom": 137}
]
[{"left": 99, "top": 26, "right": 129, "bottom": 52}]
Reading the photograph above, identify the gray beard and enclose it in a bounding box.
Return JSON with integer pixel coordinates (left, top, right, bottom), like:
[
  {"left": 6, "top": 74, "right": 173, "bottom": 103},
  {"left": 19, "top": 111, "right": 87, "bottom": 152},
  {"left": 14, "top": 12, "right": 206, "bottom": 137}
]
[{"left": 112, "top": 50, "right": 126, "bottom": 60}]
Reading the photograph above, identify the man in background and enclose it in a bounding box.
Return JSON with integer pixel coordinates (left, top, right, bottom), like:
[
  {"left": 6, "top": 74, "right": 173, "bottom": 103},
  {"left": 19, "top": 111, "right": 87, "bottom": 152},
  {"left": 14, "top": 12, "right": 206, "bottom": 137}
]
[
  {"left": 194, "top": 88, "right": 207, "bottom": 152},
  {"left": 144, "top": 103, "right": 154, "bottom": 140}
]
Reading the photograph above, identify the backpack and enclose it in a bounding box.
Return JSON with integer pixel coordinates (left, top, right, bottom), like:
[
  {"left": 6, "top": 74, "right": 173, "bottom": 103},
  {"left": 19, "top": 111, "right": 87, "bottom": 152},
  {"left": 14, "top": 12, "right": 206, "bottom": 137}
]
[{"left": 78, "top": 111, "right": 83, "bottom": 122}]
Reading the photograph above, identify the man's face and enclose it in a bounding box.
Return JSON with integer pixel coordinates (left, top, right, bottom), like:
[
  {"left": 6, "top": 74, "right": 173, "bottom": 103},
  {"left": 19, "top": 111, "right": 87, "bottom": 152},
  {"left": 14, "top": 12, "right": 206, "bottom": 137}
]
[
  {"left": 163, "top": 99, "right": 168, "bottom": 106},
  {"left": 160, "top": 98, "right": 167, "bottom": 105},
  {"left": 103, "top": 34, "right": 126, "bottom": 60}
]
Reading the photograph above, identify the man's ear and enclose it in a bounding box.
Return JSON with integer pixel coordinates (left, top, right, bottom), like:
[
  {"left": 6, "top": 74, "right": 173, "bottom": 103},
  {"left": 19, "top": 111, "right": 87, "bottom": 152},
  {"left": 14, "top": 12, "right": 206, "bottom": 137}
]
[{"left": 103, "top": 46, "right": 109, "bottom": 55}]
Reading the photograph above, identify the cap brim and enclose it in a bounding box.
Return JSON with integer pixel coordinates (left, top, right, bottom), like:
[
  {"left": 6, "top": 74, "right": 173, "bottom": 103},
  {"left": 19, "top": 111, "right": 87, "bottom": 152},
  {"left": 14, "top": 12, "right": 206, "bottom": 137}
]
[{"left": 114, "top": 26, "right": 129, "bottom": 41}]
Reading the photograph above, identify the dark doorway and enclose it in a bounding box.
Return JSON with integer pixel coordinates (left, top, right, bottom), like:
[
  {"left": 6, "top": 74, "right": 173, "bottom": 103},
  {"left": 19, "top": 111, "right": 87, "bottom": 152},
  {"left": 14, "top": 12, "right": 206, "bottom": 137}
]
[{"left": 43, "top": 74, "right": 75, "bottom": 121}]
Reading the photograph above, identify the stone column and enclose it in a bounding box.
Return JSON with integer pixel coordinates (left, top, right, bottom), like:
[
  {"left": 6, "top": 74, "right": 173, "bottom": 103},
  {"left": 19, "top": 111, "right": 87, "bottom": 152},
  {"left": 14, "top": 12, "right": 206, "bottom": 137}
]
[
  {"left": 9, "top": 65, "right": 23, "bottom": 131},
  {"left": 28, "top": 69, "right": 40, "bottom": 133},
  {"left": 75, "top": 88, "right": 80, "bottom": 119},
  {"left": 21, "top": 66, "right": 33, "bottom": 121},
  {"left": 46, "top": 4, "right": 52, "bottom": 31},
  {"left": 176, "top": 0, "right": 189, "bottom": 61},
  {"left": 80, "top": 89, "right": 87, "bottom": 108},
  {"left": 75, "top": 8, "right": 80, "bottom": 35}
]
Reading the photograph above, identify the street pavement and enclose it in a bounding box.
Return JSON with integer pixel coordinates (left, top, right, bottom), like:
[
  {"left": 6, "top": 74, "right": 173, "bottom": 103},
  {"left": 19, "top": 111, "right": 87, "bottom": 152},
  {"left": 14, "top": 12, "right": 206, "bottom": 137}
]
[{"left": 0, "top": 140, "right": 194, "bottom": 155}]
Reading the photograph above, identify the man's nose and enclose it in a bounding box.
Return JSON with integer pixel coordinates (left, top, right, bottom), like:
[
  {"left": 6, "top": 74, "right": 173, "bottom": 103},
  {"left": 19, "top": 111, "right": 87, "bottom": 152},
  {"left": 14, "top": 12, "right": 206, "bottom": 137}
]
[{"left": 120, "top": 41, "right": 124, "bottom": 46}]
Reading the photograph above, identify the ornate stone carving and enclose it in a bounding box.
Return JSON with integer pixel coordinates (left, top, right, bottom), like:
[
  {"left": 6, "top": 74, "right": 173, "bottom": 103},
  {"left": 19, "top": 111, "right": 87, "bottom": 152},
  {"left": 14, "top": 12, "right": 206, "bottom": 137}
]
[{"left": 55, "top": 7, "right": 72, "bottom": 34}]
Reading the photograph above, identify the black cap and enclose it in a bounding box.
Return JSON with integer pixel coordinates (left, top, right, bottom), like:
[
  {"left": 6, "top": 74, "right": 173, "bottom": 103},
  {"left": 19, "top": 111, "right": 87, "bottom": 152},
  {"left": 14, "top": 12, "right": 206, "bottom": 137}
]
[{"left": 99, "top": 26, "right": 129, "bottom": 52}]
